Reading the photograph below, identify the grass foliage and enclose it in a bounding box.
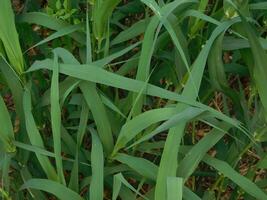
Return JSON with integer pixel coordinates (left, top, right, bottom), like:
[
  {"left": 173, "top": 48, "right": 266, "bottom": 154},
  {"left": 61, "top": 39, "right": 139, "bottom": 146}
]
[{"left": 1, "top": 0, "right": 267, "bottom": 199}]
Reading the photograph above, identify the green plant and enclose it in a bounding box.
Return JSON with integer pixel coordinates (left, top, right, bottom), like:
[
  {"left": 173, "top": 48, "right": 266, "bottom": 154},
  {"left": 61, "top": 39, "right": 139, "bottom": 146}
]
[{"left": 1, "top": 0, "right": 267, "bottom": 199}]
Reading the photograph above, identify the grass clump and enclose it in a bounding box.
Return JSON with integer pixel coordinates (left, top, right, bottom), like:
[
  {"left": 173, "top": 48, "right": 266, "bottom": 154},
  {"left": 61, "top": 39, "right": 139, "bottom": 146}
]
[{"left": 1, "top": 0, "right": 267, "bottom": 199}]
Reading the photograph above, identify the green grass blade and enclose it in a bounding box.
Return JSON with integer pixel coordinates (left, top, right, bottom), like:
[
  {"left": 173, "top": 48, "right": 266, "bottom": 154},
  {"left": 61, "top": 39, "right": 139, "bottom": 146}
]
[
  {"left": 28, "top": 60, "right": 241, "bottom": 130},
  {"left": 80, "top": 82, "right": 114, "bottom": 155},
  {"left": 114, "top": 153, "right": 158, "bottom": 181},
  {"left": 92, "top": 0, "right": 121, "bottom": 41},
  {"left": 0, "top": 56, "right": 24, "bottom": 119},
  {"left": 112, "top": 174, "right": 122, "bottom": 200},
  {"left": 18, "top": 12, "right": 85, "bottom": 44},
  {"left": 14, "top": 141, "right": 55, "bottom": 158},
  {"left": 23, "top": 88, "right": 58, "bottom": 181},
  {"left": 51, "top": 53, "right": 66, "bottom": 184},
  {"left": 111, "top": 18, "right": 150, "bottom": 45},
  {"left": 69, "top": 99, "right": 89, "bottom": 192},
  {"left": 94, "top": 41, "right": 141, "bottom": 67},
  {"left": 28, "top": 24, "right": 82, "bottom": 51},
  {"left": 0, "top": 0, "right": 24, "bottom": 75},
  {"left": 113, "top": 173, "right": 149, "bottom": 200},
  {"left": 129, "top": 107, "right": 205, "bottom": 149},
  {"left": 0, "top": 95, "right": 16, "bottom": 153},
  {"left": 167, "top": 177, "right": 183, "bottom": 200},
  {"left": 89, "top": 128, "right": 104, "bottom": 200},
  {"left": 183, "top": 187, "right": 201, "bottom": 200},
  {"left": 177, "top": 122, "right": 231, "bottom": 180},
  {"left": 20, "top": 179, "right": 83, "bottom": 200},
  {"left": 76, "top": 99, "right": 89, "bottom": 148},
  {"left": 203, "top": 155, "right": 267, "bottom": 200},
  {"left": 113, "top": 107, "right": 180, "bottom": 154},
  {"left": 249, "top": 2, "right": 267, "bottom": 10},
  {"left": 133, "top": 16, "right": 161, "bottom": 116},
  {"left": 1, "top": 153, "right": 12, "bottom": 193},
  {"left": 154, "top": 17, "right": 241, "bottom": 200}
]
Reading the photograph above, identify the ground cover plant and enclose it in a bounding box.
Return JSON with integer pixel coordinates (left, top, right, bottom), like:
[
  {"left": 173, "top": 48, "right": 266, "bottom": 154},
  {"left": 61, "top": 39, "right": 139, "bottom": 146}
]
[{"left": 1, "top": 0, "right": 267, "bottom": 199}]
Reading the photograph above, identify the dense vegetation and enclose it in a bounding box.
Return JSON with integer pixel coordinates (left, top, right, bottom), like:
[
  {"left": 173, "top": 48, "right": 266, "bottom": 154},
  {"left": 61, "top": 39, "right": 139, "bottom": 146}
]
[{"left": 1, "top": 0, "right": 267, "bottom": 199}]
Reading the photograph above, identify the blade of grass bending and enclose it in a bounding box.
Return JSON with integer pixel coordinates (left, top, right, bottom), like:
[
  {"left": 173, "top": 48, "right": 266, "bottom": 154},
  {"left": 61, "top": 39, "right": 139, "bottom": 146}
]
[
  {"left": 89, "top": 128, "right": 104, "bottom": 200},
  {"left": 203, "top": 155, "right": 267, "bottom": 200},
  {"left": 20, "top": 179, "right": 83, "bottom": 200},
  {"left": 177, "top": 122, "right": 231, "bottom": 180},
  {"left": 0, "top": 0, "right": 24, "bottom": 75},
  {"left": 20, "top": 167, "right": 47, "bottom": 200},
  {"left": 14, "top": 141, "right": 55, "bottom": 158},
  {"left": 114, "top": 153, "right": 158, "bottom": 181},
  {"left": 28, "top": 59, "right": 242, "bottom": 130},
  {"left": 23, "top": 88, "right": 58, "bottom": 181},
  {"left": 128, "top": 107, "right": 205, "bottom": 149},
  {"left": 98, "top": 91, "right": 126, "bottom": 118},
  {"left": 113, "top": 107, "right": 180, "bottom": 154},
  {"left": 26, "top": 24, "right": 83, "bottom": 53},
  {"left": 111, "top": 18, "right": 151, "bottom": 45},
  {"left": 20, "top": 166, "right": 47, "bottom": 200},
  {"left": 154, "top": 17, "right": 241, "bottom": 200},
  {"left": 94, "top": 41, "right": 142, "bottom": 67},
  {"left": 17, "top": 12, "right": 85, "bottom": 44},
  {"left": 13, "top": 141, "right": 90, "bottom": 167},
  {"left": 51, "top": 53, "right": 66, "bottom": 185},
  {"left": 167, "top": 177, "right": 183, "bottom": 200},
  {"left": 113, "top": 173, "right": 149, "bottom": 200}
]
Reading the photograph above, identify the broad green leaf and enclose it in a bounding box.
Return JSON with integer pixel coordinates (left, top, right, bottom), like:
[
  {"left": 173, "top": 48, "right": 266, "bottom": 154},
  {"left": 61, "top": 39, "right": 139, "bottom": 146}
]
[{"left": 167, "top": 177, "right": 183, "bottom": 200}]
